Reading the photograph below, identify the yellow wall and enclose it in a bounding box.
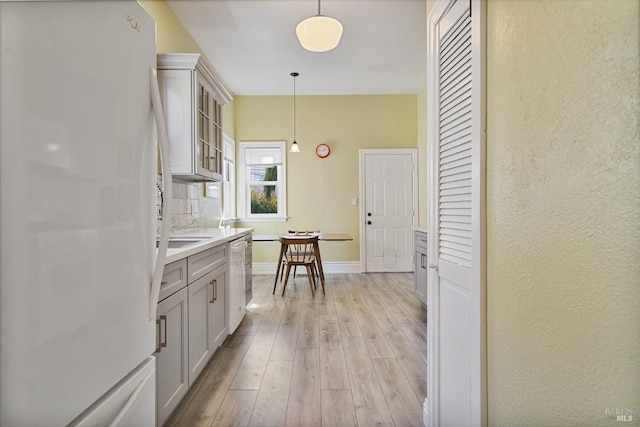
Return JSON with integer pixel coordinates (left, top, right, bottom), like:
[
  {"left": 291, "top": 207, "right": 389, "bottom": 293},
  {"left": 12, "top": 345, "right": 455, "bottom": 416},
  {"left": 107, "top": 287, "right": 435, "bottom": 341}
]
[
  {"left": 235, "top": 95, "right": 418, "bottom": 262},
  {"left": 486, "top": 0, "right": 640, "bottom": 425}
]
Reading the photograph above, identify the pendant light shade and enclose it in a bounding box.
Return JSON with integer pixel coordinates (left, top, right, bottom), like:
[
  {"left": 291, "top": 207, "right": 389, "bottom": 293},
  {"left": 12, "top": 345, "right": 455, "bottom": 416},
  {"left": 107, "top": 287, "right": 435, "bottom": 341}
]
[
  {"left": 290, "top": 72, "right": 300, "bottom": 153},
  {"left": 296, "top": 0, "right": 343, "bottom": 53}
]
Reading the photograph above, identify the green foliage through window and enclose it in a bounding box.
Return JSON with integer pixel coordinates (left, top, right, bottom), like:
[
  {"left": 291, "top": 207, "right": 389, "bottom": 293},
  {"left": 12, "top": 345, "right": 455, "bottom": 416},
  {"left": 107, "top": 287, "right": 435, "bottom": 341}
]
[{"left": 250, "top": 185, "right": 278, "bottom": 213}]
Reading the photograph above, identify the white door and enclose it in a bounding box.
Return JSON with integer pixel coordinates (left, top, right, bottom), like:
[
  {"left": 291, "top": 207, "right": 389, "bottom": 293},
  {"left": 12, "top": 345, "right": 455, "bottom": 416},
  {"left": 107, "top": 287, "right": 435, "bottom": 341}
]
[
  {"left": 360, "top": 149, "right": 417, "bottom": 273},
  {"left": 427, "top": 0, "right": 486, "bottom": 426}
]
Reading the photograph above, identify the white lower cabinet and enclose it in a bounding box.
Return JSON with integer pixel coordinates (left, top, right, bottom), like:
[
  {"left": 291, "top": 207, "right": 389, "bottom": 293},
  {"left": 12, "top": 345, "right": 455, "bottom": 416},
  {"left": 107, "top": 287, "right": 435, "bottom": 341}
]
[
  {"left": 187, "top": 264, "right": 227, "bottom": 387},
  {"left": 156, "top": 287, "right": 188, "bottom": 427},
  {"left": 209, "top": 266, "right": 227, "bottom": 350},
  {"left": 156, "top": 246, "right": 228, "bottom": 426},
  {"left": 414, "top": 230, "right": 428, "bottom": 305}
]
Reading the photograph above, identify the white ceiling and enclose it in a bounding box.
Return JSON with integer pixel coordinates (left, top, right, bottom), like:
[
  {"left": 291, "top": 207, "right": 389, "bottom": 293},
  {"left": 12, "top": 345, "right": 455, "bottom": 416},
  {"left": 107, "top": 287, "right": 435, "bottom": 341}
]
[{"left": 167, "top": 0, "right": 427, "bottom": 96}]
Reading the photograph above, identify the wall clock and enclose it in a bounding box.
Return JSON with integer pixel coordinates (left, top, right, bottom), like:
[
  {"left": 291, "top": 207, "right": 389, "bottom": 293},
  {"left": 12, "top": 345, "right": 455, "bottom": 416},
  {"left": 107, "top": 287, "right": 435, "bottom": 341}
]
[{"left": 315, "top": 143, "right": 330, "bottom": 158}]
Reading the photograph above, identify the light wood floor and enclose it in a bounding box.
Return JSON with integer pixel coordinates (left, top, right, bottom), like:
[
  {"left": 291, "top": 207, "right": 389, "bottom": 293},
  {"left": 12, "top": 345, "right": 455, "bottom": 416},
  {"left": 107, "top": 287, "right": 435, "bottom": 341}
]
[{"left": 165, "top": 272, "right": 427, "bottom": 427}]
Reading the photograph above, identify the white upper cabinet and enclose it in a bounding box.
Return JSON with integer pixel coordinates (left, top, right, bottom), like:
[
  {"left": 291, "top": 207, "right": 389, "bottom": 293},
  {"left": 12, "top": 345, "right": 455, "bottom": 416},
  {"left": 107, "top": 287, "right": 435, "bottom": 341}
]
[{"left": 158, "top": 53, "right": 233, "bottom": 182}]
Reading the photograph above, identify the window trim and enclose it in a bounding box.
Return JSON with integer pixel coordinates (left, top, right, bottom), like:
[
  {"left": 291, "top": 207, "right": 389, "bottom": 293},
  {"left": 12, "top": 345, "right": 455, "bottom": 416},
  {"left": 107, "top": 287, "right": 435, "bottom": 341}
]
[
  {"left": 238, "top": 141, "right": 288, "bottom": 221},
  {"left": 222, "top": 133, "right": 237, "bottom": 222}
]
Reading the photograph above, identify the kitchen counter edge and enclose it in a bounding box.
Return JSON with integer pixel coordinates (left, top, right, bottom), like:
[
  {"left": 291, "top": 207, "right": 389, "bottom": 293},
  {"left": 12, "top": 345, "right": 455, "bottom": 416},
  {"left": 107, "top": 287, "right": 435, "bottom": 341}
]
[{"left": 162, "top": 228, "right": 254, "bottom": 265}]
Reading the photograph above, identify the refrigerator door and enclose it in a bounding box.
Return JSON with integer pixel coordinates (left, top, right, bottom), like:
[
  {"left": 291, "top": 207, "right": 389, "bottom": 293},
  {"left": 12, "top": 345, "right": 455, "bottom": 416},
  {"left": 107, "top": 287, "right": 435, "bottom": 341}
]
[
  {"left": 69, "top": 357, "right": 156, "bottom": 427},
  {"left": 0, "top": 2, "right": 158, "bottom": 425}
]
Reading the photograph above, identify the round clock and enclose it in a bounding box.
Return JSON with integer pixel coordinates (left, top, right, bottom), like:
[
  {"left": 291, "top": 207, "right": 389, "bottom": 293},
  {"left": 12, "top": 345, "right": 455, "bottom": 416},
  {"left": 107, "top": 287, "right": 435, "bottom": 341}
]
[{"left": 315, "top": 143, "right": 330, "bottom": 158}]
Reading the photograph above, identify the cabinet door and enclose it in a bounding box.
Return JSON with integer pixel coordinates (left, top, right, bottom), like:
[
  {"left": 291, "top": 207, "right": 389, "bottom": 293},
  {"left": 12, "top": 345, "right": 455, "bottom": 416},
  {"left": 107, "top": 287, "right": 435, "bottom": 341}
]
[
  {"left": 156, "top": 288, "right": 188, "bottom": 427},
  {"left": 195, "top": 72, "right": 222, "bottom": 179},
  {"left": 187, "top": 271, "right": 214, "bottom": 387},
  {"left": 209, "top": 265, "right": 227, "bottom": 349},
  {"left": 415, "top": 249, "right": 428, "bottom": 304},
  {"left": 157, "top": 68, "right": 194, "bottom": 176}
]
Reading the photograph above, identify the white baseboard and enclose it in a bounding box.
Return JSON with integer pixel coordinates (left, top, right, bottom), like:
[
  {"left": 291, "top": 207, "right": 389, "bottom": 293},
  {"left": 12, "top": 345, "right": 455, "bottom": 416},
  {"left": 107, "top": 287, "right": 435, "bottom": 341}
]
[{"left": 252, "top": 262, "right": 361, "bottom": 275}]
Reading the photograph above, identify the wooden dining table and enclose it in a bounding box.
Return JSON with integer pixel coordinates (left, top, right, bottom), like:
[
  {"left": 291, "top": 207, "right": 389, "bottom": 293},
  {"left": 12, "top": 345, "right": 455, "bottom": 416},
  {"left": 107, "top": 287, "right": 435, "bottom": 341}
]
[
  {"left": 252, "top": 233, "right": 353, "bottom": 242},
  {"left": 253, "top": 233, "right": 353, "bottom": 291}
]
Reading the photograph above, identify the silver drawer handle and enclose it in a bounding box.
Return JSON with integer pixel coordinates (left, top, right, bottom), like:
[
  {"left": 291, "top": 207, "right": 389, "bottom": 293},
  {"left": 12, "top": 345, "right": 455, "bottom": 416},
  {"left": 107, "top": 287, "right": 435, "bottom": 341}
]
[
  {"left": 429, "top": 264, "right": 438, "bottom": 269},
  {"left": 155, "top": 315, "right": 167, "bottom": 353},
  {"left": 210, "top": 279, "right": 218, "bottom": 303}
]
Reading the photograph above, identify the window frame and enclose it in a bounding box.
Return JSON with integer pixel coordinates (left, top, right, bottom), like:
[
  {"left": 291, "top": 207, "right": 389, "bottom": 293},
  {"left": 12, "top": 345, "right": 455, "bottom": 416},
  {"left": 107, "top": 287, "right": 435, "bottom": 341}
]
[
  {"left": 238, "top": 141, "right": 287, "bottom": 221},
  {"left": 222, "top": 133, "right": 236, "bottom": 223}
]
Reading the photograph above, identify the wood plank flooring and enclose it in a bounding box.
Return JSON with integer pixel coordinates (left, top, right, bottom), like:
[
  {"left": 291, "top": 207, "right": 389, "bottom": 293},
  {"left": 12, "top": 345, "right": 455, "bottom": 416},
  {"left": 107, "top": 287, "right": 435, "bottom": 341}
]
[{"left": 165, "top": 272, "right": 427, "bottom": 427}]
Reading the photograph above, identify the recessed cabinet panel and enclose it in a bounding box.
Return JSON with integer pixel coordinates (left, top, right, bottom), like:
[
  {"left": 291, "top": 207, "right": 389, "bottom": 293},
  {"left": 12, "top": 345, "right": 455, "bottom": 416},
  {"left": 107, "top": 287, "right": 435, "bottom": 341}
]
[
  {"left": 187, "top": 264, "right": 227, "bottom": 387},
  {"left": 209, "top": 266, "right": 227, "bottom": 350},
  {"left": 156, "top": 288, "right": 188, "bottom": 427},
  {"left": 158, "top": 70, "right": 194, "bottom": 176},
  {"left": 159, "top": 259, "right": 188, "bottom": 301},
  {"left": 187, "top": 245, "right": 227, "bottom": 284},
  {"left": 187, "top": 272, "right": 212, "bottom": 387}
]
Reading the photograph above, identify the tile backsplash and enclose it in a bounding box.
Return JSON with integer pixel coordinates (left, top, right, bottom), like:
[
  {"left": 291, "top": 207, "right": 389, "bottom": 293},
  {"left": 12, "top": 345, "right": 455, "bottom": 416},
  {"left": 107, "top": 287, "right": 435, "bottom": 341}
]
[{"left": 157, "top": 176, "right": 222, "bottom": 234}]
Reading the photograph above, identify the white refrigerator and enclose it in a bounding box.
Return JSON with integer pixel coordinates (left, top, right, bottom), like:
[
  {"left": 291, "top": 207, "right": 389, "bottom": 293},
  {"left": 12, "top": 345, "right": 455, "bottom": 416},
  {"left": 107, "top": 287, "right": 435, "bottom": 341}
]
[{"left": 0, "top": 2, "right": 172, "bottom": 425}]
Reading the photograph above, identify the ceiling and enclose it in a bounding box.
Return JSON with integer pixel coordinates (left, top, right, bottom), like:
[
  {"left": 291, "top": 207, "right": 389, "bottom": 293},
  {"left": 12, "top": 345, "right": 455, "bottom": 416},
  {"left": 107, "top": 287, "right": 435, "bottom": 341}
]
[{"left": 167, "top": 0, "right": 427, "bottom": 96}]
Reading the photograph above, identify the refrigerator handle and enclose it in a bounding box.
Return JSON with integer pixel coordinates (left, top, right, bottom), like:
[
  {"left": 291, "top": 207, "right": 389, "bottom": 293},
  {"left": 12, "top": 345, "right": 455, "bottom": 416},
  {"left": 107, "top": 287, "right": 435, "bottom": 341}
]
[{"left": 149, "top": 67, "right": 173, "bottom": 321}]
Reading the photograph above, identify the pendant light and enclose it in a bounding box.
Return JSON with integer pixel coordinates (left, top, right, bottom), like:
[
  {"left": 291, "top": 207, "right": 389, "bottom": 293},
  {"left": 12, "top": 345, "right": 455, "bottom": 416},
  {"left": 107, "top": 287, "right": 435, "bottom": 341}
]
[
  {"left": 296, "top": 0, "right": 343, "bottom": 53},
  {"left": 290, "top": 72, "right": 301, "bottom": 153}
]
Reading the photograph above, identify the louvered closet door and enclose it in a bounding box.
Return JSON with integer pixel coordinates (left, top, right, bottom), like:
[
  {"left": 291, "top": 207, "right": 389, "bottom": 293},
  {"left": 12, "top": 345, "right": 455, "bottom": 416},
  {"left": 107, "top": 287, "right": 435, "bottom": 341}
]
[{"left": 427, "top": 0, "right": 485, "bottom": 426}]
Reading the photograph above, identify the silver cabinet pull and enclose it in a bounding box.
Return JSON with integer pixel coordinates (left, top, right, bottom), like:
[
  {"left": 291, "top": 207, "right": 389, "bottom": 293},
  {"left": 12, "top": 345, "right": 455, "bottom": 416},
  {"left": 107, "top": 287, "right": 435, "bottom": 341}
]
[
  {"left": 156, "top": 315, "right": 167, "bottom": 353},
  {"left": 155, "top": 318, "right": 161, "bottom": 353},
  {"left": 209, "top": 280, "right": 216, "bottom": 304},
  {"left": 210, "top": 279, "right": 218, "bottom": 303},
  {"left": 160, "top": 315, "right": 167, "bottom": 349},
  {"left": 428, "top": 264, "right": 438, "bottom": 269}
]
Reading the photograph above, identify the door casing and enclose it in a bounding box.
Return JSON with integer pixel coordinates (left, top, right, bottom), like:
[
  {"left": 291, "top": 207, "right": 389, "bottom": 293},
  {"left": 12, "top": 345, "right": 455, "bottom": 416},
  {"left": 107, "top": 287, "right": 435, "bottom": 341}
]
[{"left": 426, "top": 0, "right": 487, "bottom": 426}]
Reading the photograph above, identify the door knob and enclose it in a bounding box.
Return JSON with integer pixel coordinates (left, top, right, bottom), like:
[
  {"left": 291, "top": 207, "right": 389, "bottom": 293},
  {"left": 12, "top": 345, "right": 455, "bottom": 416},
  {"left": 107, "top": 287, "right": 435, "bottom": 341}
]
[
  {"left": 367, "top": 221, "right": 372, "bottom": 225},
  {"left": 367, "top": 212, "right": 372, "bottom": 217}
]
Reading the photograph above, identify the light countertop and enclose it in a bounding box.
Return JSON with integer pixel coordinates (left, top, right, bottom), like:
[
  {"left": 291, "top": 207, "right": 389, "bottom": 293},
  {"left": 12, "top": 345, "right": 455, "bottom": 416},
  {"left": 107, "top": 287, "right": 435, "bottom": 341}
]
[{"left": 161, "top": 228, "right": 253, "bottom": 264}]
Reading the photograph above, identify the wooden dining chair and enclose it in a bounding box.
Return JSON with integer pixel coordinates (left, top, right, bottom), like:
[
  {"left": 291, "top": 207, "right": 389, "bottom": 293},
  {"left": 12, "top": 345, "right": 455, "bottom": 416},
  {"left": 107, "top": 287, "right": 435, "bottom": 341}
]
[
  {"left": 274, "top": 235, "right": 324, "bottom": 297},
  {"left": 285, "top": 230, "right": 321, "bottom": 280}
]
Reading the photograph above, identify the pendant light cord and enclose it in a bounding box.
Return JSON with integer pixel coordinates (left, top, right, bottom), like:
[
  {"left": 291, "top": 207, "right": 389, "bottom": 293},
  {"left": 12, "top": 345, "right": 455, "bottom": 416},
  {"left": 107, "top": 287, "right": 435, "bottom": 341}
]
[
  {"left": 291, "top": 72, "right": 299, "bottom": 143},
  {"left": 317, "top": 0, "right": 321, "bottom": 16}
]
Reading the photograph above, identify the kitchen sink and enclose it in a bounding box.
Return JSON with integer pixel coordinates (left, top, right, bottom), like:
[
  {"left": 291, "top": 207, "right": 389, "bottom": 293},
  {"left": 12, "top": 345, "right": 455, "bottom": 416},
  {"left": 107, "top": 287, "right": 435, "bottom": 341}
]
[{"left": 156, "top": 239, "right": 206, "bottom": 249}]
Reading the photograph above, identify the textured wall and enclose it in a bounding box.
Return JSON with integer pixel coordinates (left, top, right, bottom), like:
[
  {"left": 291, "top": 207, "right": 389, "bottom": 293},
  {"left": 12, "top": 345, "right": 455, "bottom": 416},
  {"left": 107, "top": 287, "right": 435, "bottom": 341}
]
[
  {"left": 235, "top": 94, "right": 418, "bottom": 263},
  {"left": 486, "top": 0, "right": 639, "bottom": 425}
]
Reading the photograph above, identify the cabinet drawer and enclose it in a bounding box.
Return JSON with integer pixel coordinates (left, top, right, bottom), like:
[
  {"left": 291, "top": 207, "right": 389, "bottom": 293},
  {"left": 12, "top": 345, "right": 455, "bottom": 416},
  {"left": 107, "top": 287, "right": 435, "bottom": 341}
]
[
  {"left": 187, "top": 245, "right": 227, "bottom": 284},
  {"left": 159, "top": 259, "right": 188, "bottom": 302},
  {"left": 414, "top": 231, "right": 428, "bottom": 250}
]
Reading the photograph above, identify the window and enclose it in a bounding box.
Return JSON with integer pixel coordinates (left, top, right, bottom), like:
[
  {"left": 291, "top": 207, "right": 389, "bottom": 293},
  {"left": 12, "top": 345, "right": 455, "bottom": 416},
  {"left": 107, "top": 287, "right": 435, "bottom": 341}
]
[
  {"left": 222, "top": 134, "right": 236, "bottom": 221},
  {"left": 239, "top": 141, "right": 287, "bottom": 220}
]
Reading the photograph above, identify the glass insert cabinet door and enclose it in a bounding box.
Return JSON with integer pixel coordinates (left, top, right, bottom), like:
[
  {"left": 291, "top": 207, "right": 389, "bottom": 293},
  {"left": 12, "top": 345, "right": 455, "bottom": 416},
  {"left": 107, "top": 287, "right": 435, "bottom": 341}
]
[{"left": 196, "top": 72, "right": 222, "bottom": 178}]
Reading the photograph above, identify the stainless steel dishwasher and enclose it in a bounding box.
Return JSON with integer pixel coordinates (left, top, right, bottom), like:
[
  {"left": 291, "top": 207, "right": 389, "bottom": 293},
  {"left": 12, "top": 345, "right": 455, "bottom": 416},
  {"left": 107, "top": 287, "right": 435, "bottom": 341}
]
[
  {"left": 243, "top": 233, "right": 253, "bottom": 303},
  {"left": 228, "top": 238, "right": 247, "bottom": 334}
]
